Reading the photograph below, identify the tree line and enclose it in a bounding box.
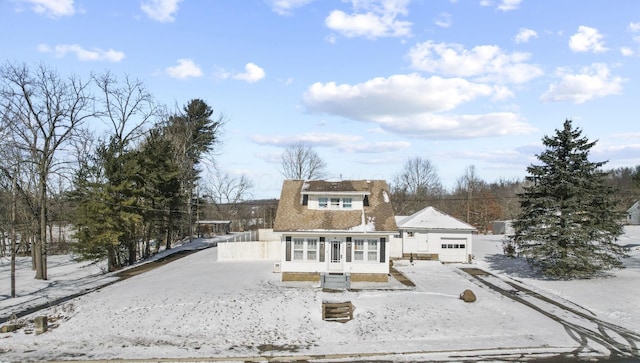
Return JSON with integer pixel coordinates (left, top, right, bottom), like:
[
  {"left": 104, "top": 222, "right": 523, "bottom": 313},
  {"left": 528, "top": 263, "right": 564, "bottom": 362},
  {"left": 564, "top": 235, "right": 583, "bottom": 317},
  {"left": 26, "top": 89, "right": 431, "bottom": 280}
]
[
  {"left": 279, "top": 143, "right": 640, "bottom": 235},
  {"left": 0, "top": 62, "right": 226, "bottom": 288}
]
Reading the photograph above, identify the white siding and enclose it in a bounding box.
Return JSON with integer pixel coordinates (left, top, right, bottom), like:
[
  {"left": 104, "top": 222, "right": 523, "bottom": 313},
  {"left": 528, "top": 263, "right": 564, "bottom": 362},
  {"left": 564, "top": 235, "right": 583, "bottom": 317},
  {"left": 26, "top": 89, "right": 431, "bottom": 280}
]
[
  {"left": 400, "top": 230, "right": 473, "bottom": 263},
  {"left": 280, "top": 234, "right": 391, "bottom": 274}
]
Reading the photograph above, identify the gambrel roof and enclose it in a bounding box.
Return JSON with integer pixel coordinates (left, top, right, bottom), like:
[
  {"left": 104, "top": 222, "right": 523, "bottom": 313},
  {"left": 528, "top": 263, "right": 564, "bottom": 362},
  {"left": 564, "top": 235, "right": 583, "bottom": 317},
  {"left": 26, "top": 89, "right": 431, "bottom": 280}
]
[
  {"left": 273, "top": 179, "right": 398, "bottom": 233},
  {"left": 396, "top": 206, "right": 476, "bottom": 231}
]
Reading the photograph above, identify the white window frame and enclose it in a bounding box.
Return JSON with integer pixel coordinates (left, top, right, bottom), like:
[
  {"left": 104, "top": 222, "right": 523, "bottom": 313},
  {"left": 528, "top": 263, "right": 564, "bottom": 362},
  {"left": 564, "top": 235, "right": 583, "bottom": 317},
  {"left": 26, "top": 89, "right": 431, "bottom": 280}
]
[
  {"left": 353, "top": 238, "right": 379, "bottom": 262},
  {"left": 367, "top": 239, "right": 378, "bottom": 261},
  {"left": 293, "top": 238, "right": 305, "bottom": 260},
  {"left": 318, "top": 198, "right": 328, "bottom": 208},
  {"left": 306, "top": 239, "right": 318, "bottom": 261},
  {"left": 354, "top": 240, "right": 365, "bottom": 261},
  {"left": 293, "top": 238, "right": 319, "bottom": 261},
  {"left": 343, "top": 198, "right": 352, "bottom": 208}
]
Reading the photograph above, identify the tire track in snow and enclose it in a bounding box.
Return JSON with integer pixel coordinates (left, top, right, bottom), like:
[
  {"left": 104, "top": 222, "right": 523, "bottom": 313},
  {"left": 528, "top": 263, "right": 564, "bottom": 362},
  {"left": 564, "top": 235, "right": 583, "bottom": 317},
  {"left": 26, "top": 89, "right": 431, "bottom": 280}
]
[{"left": 460, "top": 267, "right": 640, "bottom": 360}]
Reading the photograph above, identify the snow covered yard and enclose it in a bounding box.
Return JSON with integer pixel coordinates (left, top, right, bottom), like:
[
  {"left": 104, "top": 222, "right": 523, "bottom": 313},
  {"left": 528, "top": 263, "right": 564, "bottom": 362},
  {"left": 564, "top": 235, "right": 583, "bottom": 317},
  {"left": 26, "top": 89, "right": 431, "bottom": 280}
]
[
  {"left": 472, "top": 226, "right": 640, "bottom": 334},
  {"left": 0, "top": 228, "right": 638, "bottom": 362}
]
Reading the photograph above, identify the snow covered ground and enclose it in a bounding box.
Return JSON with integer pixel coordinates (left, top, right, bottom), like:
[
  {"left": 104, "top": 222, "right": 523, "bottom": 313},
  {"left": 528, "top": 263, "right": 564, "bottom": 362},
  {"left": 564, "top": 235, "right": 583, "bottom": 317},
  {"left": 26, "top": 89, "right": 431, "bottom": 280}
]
[{"left": 0, "top": 228, "right": 639, "bottom": 362}]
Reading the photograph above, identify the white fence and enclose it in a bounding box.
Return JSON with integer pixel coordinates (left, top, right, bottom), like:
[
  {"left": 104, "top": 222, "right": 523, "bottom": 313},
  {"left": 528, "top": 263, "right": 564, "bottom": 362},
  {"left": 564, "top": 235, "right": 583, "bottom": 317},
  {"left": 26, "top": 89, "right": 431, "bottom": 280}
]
[
  {"left": 217, "top": 230, "right": 282, "bottom": 261},
  {"left": 217, "top": 240, "right": 281, "bottom": 261}
]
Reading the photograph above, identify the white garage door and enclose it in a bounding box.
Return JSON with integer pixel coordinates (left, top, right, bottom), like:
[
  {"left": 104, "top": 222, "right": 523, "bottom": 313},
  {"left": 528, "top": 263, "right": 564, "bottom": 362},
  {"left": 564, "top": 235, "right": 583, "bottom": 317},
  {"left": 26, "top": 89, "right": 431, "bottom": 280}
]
[{"left": 439, "top": 238, "right": 468, "bottom": 263}]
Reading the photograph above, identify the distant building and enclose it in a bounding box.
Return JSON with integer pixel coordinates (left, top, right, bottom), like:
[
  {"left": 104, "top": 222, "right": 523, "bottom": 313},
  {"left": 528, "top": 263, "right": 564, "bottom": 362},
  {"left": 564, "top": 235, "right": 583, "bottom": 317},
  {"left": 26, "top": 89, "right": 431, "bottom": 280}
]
[
  {"left": 627, "top": 201, "right": 640, "bottom": 225},
  {"left": 196, "top": 220, "right": 231, "bottom": 237},
  {"left": 491, "top": 220, "right": 515, "bottom": 235}
]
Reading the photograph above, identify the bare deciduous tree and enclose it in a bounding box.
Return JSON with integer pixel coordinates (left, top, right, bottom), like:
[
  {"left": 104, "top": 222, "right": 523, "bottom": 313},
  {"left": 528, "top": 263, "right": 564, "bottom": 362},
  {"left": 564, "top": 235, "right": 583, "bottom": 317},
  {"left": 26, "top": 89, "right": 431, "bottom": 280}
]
[
  {"left": 201, "top": 168, "right": 254, "bottom": 231},
  {"left": 280, "top": 142, "right": 327, "bottom": 180},
  {"left": 206, "top": 168, "right": 254, "bottom": 207},
  {"left": 393, "top": 157, "right": 442, "bottom": 195},
  {"left": 391, "top": 157, "right": 443, "bottom": 215},
  {"left": 0, "top": 62, "right": 96, "bottom": 280},
  {"left": 93, "top": 71, "right": 161, "bottom": 149}
]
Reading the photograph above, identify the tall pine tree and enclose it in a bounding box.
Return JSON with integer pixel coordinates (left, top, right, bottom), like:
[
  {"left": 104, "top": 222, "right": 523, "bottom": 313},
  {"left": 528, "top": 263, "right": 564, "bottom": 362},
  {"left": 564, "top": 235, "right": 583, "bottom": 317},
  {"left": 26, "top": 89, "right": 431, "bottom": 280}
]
[{"left": 512, "top": 119, "right": 626, "bottom": 279}]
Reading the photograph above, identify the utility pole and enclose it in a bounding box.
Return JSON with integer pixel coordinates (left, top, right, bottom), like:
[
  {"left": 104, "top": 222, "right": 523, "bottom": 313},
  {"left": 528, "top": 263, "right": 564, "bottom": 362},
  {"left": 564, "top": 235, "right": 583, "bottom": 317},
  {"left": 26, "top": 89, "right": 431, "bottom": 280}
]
[{"left": 11, "top": 166, "right": 17, "bottom": 298}]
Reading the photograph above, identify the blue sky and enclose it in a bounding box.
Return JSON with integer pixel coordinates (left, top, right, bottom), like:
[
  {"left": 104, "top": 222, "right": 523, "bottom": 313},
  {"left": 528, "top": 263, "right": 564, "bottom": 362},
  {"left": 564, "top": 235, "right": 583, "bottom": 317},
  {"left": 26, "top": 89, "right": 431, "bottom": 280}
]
[{"left": 2, "top": 0, "right": 640, "bottom": 199}]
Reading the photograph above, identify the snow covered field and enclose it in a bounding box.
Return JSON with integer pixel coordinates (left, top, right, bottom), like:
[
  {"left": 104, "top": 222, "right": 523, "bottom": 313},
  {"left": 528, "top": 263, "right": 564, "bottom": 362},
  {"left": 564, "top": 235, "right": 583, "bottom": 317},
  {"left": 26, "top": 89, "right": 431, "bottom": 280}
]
[{"left": 1, "top": 228, "right": 639, "bottom": 362}]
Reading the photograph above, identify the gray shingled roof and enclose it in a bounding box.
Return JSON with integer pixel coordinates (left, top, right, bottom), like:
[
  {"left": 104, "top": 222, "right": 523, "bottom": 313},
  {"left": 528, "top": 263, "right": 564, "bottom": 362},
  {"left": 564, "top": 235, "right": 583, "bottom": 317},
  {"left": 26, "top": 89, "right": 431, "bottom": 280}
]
[{"left": 273, "top": 180, "right": 398, "bottom": 233}]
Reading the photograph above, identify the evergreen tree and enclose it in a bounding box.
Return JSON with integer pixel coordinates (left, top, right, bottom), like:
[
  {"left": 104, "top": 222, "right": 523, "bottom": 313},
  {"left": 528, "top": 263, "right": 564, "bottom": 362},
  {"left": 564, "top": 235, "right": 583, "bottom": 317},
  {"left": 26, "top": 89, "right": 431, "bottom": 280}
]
[
  {"left": 163, "top": 99, "right": 224, "bottom": 246},
  {"left": 512, "top": 119, "right": 626, "bottom": 279},
  {"left": 70, "top": 139, "right": 144, "bottom": 271}
]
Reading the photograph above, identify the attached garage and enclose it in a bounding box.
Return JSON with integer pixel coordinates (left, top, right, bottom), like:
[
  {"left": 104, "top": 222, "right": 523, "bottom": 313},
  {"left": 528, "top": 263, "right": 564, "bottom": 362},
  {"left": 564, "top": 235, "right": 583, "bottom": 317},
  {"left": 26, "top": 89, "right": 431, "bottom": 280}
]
[{"left": 395, "top": 207, "right": 476, "bottom": 263}]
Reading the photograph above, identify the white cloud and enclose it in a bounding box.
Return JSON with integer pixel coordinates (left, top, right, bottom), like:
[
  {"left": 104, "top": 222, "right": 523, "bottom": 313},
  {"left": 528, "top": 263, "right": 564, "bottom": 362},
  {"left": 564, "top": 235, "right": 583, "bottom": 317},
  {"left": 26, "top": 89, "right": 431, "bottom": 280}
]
[
  {"left": 620, "top": 47, "right": 634, "bottom": 56},
  {"left": 250, "top": 133, "right": 410, "bottom": 154},
  {"left": 250, "top": 133, "right": 361, "bottom": 147},
  {"left": 407, "top": 41, "right": 543, "bottom": 84},
  {"left": 16, "top": 0, "right": 75, "bottom": 17},
  {"left": 340, "top": 141, "right": 411, "bottom": 153},
  {"left": 268, "top": 0, "right": 315, "bottom": 16},
  {"left": 479, "top": 0, "right": 521, "bottom": 11},
  {"left": 232, "top": 63, "right": 266, "bottom": 83},
  {"left": 375, "top": 112, "right": 534, "bottom": 139},
  {"left": 325, "top": 0, "right": 412, "bottom": 39},
  {"left": 141, "top": 0, "right": 182, "bottom": 23},
  {"left": 302, "top": 73, "right": 535, "bottom": 139},
  {"left": 304, "top": 73, "right": 493, "bottom": 118},
  {"left": 569, "top": 26, "right": 607, "bottom": 53},
  {"left": 515, "top": 28, "right": 538, "bottom": 44},
  {"left": 165, "top": 59, "right": 203, "bottom": 79},
  {"left": 37, "top": 43, "right": 125, "bottom": 62},
  {"left": 434, "top": 12, "right": 452, "bottom": 28},
  {"left": 497, "top": 0, "right": 521, "bottom": 11},
  {"left": 629, "top": 22, "right": 640, "bottom": 32},
  {"left": 541, "top": 63, "right": 625, "bottom": 104}
]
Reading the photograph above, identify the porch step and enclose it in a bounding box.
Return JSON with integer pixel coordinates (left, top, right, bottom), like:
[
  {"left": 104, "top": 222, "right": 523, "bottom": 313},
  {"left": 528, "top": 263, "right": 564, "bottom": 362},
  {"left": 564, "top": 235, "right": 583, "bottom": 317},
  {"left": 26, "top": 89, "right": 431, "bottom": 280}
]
[{"left": 321, "top": 273, "right": 351, "bottom": 290}]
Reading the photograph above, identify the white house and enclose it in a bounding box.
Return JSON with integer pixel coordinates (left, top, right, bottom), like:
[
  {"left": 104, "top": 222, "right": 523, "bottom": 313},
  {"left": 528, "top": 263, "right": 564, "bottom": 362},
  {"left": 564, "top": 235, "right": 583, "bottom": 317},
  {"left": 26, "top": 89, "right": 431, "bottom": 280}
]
[
  {"left": 627, "top": 201, "right": 640, "bottom": 225},
  {"left": 395, "top": 206, "right": 476, "bottom": 263},
  {"left": 273, "top": 180, "right": 398, "bottom": 283}
]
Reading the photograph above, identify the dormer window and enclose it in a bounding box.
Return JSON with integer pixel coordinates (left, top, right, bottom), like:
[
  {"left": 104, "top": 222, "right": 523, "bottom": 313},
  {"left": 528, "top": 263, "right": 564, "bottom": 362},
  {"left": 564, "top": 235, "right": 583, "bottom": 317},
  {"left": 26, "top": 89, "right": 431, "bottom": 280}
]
[
  {"left": 315, "top": 196, "right": 355, "bottom": 209},
  {"left": 304, "top": 191, "right": 369, "bottom": 210}
]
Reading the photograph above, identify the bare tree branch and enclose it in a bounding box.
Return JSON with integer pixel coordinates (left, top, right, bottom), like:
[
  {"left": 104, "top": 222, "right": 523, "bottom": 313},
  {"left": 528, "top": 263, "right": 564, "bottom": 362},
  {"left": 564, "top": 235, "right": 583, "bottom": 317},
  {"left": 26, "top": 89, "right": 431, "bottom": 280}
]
[{"left": 280, "top": 142, "right": 327, "bottom": 180}]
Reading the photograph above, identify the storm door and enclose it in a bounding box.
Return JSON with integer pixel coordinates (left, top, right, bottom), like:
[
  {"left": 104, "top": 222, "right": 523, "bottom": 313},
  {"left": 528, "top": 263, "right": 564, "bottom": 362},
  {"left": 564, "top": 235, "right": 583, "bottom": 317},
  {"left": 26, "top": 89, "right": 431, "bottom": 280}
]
[{"left": 328, "top": 239, "right": 343, "bottom": 271}]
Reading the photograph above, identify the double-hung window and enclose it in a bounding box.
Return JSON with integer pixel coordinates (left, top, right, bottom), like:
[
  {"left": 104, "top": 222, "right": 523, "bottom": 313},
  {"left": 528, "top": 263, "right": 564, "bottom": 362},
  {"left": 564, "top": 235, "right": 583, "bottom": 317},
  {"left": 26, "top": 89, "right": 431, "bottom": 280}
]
[
  {"left": 354, "top": 240, "right": 365, "bottom": 261},
  {"left": 330, "top": 198, "right": 340, "bottom": 208},
  {"left": 293, "top": 238, "right": 319, "bottom": 261},
  {"left": 353, "top": 238, "right": 379, "bottom": 262},
  {"left": 342, "top": 198, "right": 352, "bottom": 208},
  {"left": 367, "top": 239, "right": 378, "bottom": 261},
  {"left": 318, "top": 198, "right": 328, "bottom": 208},
  {"left": 306, "top": 239, "right": 318, "bottom": 260},
  {"left": 293, "top": 238, "right": 305, "bottom": 260}
]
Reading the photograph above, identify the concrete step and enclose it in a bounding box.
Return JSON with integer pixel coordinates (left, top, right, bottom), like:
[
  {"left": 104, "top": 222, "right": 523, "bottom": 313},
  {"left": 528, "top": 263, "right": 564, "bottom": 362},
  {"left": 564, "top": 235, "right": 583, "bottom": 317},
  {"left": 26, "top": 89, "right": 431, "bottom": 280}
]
[{"left": 321, "top": 273, "right": 351, "bottom": 290}]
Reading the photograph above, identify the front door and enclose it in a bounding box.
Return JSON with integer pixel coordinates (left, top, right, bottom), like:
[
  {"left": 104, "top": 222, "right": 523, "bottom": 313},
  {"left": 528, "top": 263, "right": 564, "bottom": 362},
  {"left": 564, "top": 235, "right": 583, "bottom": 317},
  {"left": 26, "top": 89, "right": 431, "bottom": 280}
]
[{"left": 328, "top": 239, "right": 343, "bottom": 271}]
